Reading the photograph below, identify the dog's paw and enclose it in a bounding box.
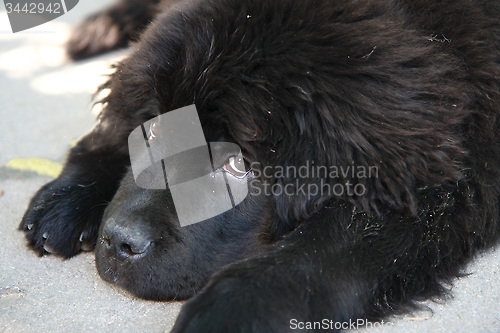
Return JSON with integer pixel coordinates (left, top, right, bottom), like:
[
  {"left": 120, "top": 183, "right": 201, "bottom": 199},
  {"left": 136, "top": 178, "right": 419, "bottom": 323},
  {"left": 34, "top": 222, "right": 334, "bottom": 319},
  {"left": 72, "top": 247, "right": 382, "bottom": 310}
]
[
  {"left": 19, "top": 178, "right": 102, "bottom": 258},
  {"left": 171, "top": 277, "right": 260, "bottom": 333},
  {"left": 171, "top": 257, "right": 304, "bottom": 333}
]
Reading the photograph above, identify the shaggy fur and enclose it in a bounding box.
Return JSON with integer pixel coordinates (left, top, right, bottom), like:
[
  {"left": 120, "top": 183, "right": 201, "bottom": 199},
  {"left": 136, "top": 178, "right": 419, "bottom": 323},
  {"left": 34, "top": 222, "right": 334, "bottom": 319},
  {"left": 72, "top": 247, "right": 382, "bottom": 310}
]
[{"left": 21, "top": 0, "right": 500, "bottom": 331}]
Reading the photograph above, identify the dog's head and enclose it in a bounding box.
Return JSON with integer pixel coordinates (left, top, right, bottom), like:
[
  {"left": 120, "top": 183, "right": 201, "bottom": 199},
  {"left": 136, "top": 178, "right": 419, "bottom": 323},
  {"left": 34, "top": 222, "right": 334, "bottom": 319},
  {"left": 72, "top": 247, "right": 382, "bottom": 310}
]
[{"left": 95, "top": 0, "right": 468, "bottom": 300}]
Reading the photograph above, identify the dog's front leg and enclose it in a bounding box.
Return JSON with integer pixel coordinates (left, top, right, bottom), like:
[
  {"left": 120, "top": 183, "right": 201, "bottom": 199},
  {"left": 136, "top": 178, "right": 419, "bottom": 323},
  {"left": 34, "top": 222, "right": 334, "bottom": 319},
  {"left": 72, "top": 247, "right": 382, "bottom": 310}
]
[{"left": 170, "top": 203, "right": 378, "bottom": 333}]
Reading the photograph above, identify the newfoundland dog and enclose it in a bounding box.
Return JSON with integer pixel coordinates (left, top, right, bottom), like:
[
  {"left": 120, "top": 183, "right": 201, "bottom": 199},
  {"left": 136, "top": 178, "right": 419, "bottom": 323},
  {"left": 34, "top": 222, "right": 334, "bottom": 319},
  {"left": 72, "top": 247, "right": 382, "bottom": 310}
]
[{"left": 20, "top": 0, "right": 500, "bottom": 331}]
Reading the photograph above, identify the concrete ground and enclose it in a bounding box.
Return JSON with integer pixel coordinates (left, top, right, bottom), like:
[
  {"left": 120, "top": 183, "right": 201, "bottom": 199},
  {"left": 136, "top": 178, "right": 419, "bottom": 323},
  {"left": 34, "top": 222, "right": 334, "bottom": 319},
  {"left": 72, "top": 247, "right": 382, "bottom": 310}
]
[{"left": 0, "top": 2, "right": 498, "bottom": 332}]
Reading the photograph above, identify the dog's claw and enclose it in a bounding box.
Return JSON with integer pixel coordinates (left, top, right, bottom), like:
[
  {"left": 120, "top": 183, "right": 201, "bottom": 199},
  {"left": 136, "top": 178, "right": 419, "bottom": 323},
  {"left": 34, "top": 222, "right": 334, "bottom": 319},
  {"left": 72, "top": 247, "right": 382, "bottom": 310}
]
[
  {"left": 43, "top": 243, "right": 56, "bottom": 254},
  {"left": 79, "top": 232, "right": 94, "bottom": 251}
]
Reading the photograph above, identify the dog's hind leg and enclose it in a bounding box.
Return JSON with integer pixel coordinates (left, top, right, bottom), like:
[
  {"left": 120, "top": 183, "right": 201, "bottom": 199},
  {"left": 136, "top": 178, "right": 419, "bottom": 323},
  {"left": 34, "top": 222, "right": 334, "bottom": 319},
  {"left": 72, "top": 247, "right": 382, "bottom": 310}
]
[{"left": 66, "top": 0, "right": 181, "bottom": 60}]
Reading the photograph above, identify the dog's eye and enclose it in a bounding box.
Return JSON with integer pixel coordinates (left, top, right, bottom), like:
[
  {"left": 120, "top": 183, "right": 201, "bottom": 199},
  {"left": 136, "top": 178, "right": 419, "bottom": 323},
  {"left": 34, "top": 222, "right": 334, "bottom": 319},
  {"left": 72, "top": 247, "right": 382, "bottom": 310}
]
[
  {"left": 223, "top": 156, "right": 251, "bottom": 179},
  {"left": 148, "top": 119, "right": 159, "bottom": 141}
]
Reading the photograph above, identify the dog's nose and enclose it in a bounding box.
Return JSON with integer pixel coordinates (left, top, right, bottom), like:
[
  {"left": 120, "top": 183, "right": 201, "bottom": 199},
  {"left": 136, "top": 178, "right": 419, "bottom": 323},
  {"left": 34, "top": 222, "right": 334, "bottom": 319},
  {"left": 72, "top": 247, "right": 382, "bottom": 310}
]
[{"left": 101, "top": 218, "right": 153, "bottom": 259}]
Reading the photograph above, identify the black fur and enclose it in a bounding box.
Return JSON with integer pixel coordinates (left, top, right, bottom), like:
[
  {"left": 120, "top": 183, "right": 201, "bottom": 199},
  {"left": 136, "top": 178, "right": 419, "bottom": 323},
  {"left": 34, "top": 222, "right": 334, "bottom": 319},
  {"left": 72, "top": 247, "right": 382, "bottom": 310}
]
[{"left": 21, "top": 0, "right": 500, "bottom": 331}]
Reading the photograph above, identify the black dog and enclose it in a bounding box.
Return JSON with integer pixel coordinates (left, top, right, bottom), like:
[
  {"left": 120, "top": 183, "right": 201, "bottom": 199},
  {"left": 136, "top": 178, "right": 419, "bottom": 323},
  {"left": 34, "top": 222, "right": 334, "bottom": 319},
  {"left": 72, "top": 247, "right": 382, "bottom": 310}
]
[{"left": 21, "top": 0, "right": 500, "bottom": 331}]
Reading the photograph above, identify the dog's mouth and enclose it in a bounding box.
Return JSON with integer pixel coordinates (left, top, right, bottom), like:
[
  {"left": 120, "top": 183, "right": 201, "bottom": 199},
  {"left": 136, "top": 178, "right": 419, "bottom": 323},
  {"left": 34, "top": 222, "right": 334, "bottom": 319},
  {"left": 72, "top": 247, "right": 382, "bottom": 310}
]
[{"left": 94, "top": 225, "right": 195, "bottom": 301}]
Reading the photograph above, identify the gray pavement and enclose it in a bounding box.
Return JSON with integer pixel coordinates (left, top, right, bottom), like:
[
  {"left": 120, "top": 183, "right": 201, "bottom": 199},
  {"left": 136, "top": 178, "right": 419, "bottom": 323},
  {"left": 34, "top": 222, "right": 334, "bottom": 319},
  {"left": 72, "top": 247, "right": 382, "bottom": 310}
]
[{"left": 0, "top": 2, "right": 499, "bottom": 332}]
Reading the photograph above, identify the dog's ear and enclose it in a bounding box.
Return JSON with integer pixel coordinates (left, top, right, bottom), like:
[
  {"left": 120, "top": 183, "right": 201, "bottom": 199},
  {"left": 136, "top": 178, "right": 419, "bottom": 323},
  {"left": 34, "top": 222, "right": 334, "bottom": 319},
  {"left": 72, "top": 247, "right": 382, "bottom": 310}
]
[
  {"left": 319, "top": 102, "right": 466, "bottom": 215},
  {"left": 267, "top": 94, "right": 467, "bottom": 223},
  {"left": 264, "top": 43, "right": 471, "bottom": 220}
]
